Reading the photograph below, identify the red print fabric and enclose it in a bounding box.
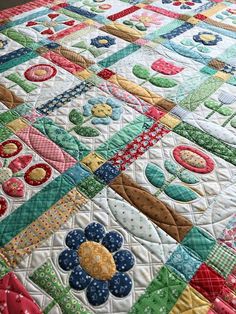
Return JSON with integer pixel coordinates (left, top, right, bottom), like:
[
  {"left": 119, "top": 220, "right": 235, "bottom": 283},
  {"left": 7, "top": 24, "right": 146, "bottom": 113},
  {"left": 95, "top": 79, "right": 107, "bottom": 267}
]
[
  {"left": 190, "top": 263, "right": 225, "bottom": 302},
  {"left": 0, "top": 272, "right": 42, "bottom": 314}
]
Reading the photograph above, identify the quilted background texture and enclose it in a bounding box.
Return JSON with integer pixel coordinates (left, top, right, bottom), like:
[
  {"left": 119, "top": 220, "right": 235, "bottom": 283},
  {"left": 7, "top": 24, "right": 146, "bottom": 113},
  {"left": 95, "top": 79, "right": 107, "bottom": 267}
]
[{"left": 0, "top": 0, "right": 236, "bottom": 313}]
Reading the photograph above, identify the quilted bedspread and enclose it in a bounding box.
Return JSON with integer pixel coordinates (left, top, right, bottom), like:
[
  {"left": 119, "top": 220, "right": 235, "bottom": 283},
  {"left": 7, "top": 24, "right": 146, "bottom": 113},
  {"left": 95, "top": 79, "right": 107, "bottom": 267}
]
[{"left": 0, "top": 0, "right": 236, "bottom": 313}]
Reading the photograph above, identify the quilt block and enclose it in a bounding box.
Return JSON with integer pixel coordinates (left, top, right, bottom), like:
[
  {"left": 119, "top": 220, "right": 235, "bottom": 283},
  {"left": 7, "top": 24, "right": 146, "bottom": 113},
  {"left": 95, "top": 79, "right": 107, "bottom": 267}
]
[{"left": 0, "top": 0, "right": 236, "bottom": 313}]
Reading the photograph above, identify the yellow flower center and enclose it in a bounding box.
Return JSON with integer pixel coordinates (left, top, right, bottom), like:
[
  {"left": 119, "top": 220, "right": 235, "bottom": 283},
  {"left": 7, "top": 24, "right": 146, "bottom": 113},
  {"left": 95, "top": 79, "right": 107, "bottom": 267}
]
[
  {"left": 0, "top": 42, "right": 3, "bottom": 49},
  {"left": 98, "top": 39, "right": 108, "bottom": 44},
  {"left": 139, "top": 16, "right": 152, "bottom": 24},
  {"left": 29, "top": 168, "right": 46, "bottom": 181},
  {"left": 199, "top": 34, "right": 215, "bottom": 42},
  {"left": 43, "top": 21, "right": 58, "bottom": 28},
  {"left": 78, "top": 241, "right": 116, "bottom": 280},
  {"left": 91, "top": 103, "right": 112, "bottom": 117},
  {"left": 34, "top": 69, "right": 47, "bottom": 76},
  {"left": 3, "top": 143, "right": 18, "bottom": 155}
]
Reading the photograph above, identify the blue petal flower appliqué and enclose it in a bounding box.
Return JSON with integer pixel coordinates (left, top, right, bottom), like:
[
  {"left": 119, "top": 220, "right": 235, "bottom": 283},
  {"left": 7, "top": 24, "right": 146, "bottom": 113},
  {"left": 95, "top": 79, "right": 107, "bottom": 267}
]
[
  {"left": 109, "top": 272, "right": 132, "bottom": 298},
  {"left": 58, "top": 221, "right": 135, "bottom": 306}
]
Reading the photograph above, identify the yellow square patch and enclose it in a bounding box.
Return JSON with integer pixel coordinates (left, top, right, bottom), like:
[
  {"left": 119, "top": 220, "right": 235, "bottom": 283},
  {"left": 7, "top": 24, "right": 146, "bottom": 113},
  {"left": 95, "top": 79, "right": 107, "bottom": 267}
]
[
  {"left": 214, "top": 71, "right": 231, "bottom": 81},
  {"left": 160, "top": 113, "right": 181, "bottom": 129},
  {"left": 81, "top": 152, "right": 106, "bottom": 172},
  {"left": 170, "top": 285, "right": 211, "bottom": 314},
  {"left": 187, "top": 17, "right": 200, "bottom": 25},
  {"left": 75, "top": 69, "right": 92, "bottom": 80},
  {"left": 6, "top": 118, "right": 28, "bottom": 133}
]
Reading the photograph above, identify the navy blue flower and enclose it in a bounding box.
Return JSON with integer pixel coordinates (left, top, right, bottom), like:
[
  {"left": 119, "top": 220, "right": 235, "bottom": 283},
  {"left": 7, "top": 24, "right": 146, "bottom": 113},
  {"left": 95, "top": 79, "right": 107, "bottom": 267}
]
[
  {"left": 58, "top": 222, "right": 135, "bottom": 306},
  {"left": 90, "top": 35, "right": 116, "bottom": 48},
  {"left": 193, "top": 32, "right": 222, "bottom": 46}
]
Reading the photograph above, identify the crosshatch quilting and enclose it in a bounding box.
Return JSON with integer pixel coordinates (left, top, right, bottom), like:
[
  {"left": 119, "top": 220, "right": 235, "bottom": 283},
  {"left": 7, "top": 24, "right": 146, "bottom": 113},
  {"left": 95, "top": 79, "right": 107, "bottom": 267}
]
[{"left": 0, "top": 0, "right": 236, "bottom": 313}]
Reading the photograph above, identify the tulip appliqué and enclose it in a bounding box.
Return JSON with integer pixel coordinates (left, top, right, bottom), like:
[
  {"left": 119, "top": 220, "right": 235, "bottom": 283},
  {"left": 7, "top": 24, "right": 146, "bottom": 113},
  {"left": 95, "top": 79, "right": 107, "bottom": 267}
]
[
  {"left": 181, "top": 31, "right": 222, "bottom": 53},
  {"left": 204, "top": 92, "right": 236, "bottom": 127},
  {"left": 132, "top": 58, "right": 183, "bottom": 88},
  {"left": 0, "top": 139, "right": 52, "bottom": 217},
  {"left": 145, "top": 145, "right": 215, "bottom": 203}
]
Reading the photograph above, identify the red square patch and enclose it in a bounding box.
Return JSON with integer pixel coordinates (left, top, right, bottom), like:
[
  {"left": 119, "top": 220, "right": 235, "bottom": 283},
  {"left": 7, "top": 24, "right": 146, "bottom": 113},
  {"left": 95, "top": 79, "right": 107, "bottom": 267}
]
[{"left": 190, "top": 263, "right": 225, "bottom": 302}]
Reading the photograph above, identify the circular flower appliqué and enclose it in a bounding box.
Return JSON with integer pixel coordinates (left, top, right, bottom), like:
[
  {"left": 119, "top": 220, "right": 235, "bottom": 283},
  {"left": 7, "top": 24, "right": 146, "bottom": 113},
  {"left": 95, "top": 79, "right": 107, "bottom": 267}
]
[
  {"left": 83, "top": 96, "right": 123, "bottom": 125},
  {"left": 24, "top": 64, "right": 57, "bottom": 82},
  {"left": 193, "top": 32, "right": 222, "bottom": 46},
  {"left": 90, "top": 35, "right": 116, "bottom": 48},
  {"left": 58, "top": 222, "right": 135, "bottom": 306}
]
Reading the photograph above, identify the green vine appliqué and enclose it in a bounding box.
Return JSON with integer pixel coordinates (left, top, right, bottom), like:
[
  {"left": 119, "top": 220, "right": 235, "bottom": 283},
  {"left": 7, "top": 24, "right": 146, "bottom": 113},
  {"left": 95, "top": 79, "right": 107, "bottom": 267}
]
[
  {"left": 204, "top": 92, "right": 236, "bottom": 127},
  {"left": 132, "top": 58, "right": 182, "bottom": 88},
  {"left": 68, "top": 109, "right": 100, "bottom": 137},
  {"left": 145, "top": 160, "right": 200, "bottom": 203}
]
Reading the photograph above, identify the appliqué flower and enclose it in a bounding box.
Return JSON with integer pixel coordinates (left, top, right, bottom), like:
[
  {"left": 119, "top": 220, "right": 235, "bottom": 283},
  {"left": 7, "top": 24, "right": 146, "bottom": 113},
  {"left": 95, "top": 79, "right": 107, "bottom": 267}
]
[
  {"left": 131, "top": 12, "right": 162, "bottom": 27},
  {"left": 0, "top": 139, "right": 52, "bottom": 201},
  {"left": 162, "top": 0, "right": 202, "bottom": 10},
  {"left": 83, "top": 96, "right": 122, "bottom": 125},
  {"left": 193, "top": 32, "right": 222, "bottom": 46},
  {"left": 24, "top": 64, "right": 57, "bottom": 82},
  {"left": 26, "top": 13, "right": 75, "bottom": 35},
  {"left": 90, "top": 35, "right": 116, "bottom": 48},
  {"left": 0, "top": 39, "right": 8, "bottom": 50},
  {"left": 58, "top": 222, "right": 135, "bottom": 306}
]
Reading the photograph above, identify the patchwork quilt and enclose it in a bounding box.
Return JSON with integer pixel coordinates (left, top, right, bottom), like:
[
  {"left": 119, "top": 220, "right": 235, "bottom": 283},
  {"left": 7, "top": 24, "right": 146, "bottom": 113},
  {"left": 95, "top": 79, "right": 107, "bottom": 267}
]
[{"left": 0, "top": 0, "right": 236, "bottom": 313}]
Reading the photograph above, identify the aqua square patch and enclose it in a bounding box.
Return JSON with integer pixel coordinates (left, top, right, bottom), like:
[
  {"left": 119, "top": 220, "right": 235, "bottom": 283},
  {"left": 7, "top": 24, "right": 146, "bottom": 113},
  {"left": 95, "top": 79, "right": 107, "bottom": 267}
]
[
  {"left": 166, "top": 244, "right": 202, "bottom": 282},
  {"left": 181, "top": 227, "right": 216, "bottom": 261}
]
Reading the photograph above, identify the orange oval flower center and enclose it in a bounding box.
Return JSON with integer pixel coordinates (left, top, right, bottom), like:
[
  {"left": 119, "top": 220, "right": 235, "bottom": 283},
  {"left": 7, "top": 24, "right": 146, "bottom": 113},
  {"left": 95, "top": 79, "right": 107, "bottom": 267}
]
[
  {"left": 29, "top": 168, "right": 46, "bottom": 181},
  {"left": 3, "top": 143, "right": 18, "bottom": 155},
  {"left": 180, "top": 150, "right": 206, "bottom": 168},
  {"left": 78, "top": 241, "right": 116, "bottom": 280},
  {"left": 34, "top": 69, "right": 47, "bottom": 76}
]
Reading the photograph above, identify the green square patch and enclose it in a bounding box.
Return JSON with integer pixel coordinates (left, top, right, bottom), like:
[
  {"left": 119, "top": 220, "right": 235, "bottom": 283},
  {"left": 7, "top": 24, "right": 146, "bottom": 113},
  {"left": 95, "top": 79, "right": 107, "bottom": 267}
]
[
  {"left": 77, "top": 175, "right": 105, "bottom": 198},
  {"left": 206, "top": 243, "right": 236, "bottom": 278},
  {"left": 0, "top": 111, "right": 19, "bottom": 125},
  {"left": 129, "top": 266, "right": 186, "bottom": 314},
  {"left": 181, "top": 227, "right": 216, "bottom": 261},
  {"left": 0, "top": 125, "right": 12, "bottom": 142}
]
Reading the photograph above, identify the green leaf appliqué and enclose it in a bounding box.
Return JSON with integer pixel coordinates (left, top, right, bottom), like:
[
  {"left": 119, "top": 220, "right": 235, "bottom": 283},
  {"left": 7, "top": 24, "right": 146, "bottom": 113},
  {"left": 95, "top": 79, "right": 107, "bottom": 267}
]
[
  {"left": 74, "top": 126, "right": 100, "bottom": 137},
  {"left": 181, "top": 39, "right": 195, "bottom": 46},
  {"left": 132, "top": 65, "right": 150, "bottom": 80},
  {"left": 164, "top": 184, "right": 198, "bottom": 202},
  {"left": 177, "top": 170, "right": 199, "bottom": 184},
  {"left": 164, "top": 160, "right": 178, "bottom": 175},
  {"left": 69, "top": 109, "right": 83, "bottom": 126},
  {"left": 217, "top": 107, "right": 233, "bottom": 116},
  {"left": 149, "top": 76, "right": 177, "bottom": 88},
  {"left": 204, "top": 99, "right": 220, "bottom": 110},
  {"left": 145, "top": 163, "right": 165, "bottom": 188}
]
